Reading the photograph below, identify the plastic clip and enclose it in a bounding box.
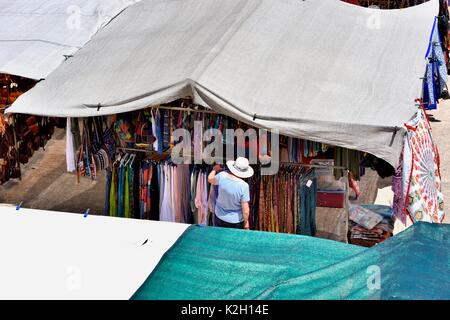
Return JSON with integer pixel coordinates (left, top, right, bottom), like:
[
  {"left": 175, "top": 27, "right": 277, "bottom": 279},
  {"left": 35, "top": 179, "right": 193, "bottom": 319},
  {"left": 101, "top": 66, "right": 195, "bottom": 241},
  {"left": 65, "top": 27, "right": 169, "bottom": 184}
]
[
  {"left": 16, "top": 201, "right": 23, "bottom": 211},
  {"left": 389, "top": 127, "right": 399, "bottom": 147}
]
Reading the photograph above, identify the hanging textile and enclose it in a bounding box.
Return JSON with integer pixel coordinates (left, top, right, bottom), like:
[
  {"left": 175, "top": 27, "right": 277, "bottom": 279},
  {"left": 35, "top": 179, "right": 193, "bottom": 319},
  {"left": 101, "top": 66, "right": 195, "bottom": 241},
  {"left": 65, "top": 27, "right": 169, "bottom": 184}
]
[
  {"left": 249, "top": 166, "right": 317, "bottom": 235},
  {"left": 96, "top": 102, "right": 328, "bottom": 238},
  {"left": 149, "top": 162, "right": 160, "bottom": 221},
  {"left": 195, "top": 170, "right": 209, "bottom": 225},
  {"left": 103, "top": 150, "right": 319, "bottom": 235},
  {"left": 66, "top": 117, "right": 76, "bottom": 172},
  {"left": 104, "top": 167, "right": 112, "bottom": 216},
  {"left": 334, "top": 147, "right": 361, "bottom": 180},
  {"left": 157, "top": 162, "right": 193, "bottom": 223},
  {"left": 391, "top": 156, "right": 406, "bottom": 225},
  {"left": 76, "top": 118, "right": 113, "bottom": 181},
  {"left": 423, "top": 17, "right": 448, "bottom": 110},
  {"left": 159, "top": 163, "right": 172, "bottom": 221},
  {"left": 437, "top": 0, "right": 450, "bottom": 66},
  {"left": 404, "top": 108, "right": 444, "bottom": 223},
  {"left": 282, "top": 136, "right": 328, "bottom": 163},
  {"left": 299, "top": 169, "right": 317, "bottom": 236},
  {"left": 139, "top": 160, "right": 152, "bottom": 220}
]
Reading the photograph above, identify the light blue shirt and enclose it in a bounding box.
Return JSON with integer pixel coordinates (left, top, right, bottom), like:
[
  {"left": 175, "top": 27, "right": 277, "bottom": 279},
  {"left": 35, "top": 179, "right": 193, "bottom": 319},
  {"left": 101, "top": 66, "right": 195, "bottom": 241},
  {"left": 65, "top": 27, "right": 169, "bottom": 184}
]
[{"left": 214, "top": 171, "right": 250, "bottom": 224}]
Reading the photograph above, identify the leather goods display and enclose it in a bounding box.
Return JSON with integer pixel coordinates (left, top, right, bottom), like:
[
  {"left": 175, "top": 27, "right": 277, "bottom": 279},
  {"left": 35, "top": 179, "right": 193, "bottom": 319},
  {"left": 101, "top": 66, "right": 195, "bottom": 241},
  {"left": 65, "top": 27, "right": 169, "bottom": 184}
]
[{"left": 0, "top": 74, "right": 55, "bottom": 184}]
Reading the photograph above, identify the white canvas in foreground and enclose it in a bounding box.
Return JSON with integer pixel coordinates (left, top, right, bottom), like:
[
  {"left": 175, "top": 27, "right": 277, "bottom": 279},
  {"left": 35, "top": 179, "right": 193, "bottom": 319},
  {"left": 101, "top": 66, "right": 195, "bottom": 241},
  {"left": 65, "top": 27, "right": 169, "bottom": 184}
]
[{"left": 0, "top": 205, "right": 188, "bottom": 299}]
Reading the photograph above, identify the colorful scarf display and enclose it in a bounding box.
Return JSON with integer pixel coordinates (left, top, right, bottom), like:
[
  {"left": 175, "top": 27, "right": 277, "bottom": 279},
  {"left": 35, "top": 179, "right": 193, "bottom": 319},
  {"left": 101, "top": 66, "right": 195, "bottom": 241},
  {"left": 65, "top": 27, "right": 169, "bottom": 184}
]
[
  {"left": 248, "top": 166, "right": 317, "bottom": 235},
  {"left": 403, "top": 108, "right": 445, "bottom": 223}
]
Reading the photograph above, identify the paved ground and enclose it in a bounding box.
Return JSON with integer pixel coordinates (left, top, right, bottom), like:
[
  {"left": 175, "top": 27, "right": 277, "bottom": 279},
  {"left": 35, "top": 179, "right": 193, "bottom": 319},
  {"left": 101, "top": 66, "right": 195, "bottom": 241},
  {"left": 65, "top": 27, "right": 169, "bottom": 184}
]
[
  {"left": 316, "top": 168, "right": 382, "bottom": 242},
  {"left": 428, "top": 99, "right": 450, "bottom": 223},
  {"left": 0, "top": 128, "right": 106, "bottom": 214}
]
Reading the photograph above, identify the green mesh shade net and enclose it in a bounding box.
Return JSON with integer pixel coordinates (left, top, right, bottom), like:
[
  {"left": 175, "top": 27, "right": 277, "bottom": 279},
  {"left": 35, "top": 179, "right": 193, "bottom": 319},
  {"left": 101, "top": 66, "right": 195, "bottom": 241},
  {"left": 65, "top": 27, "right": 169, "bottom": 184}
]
[{"left": 132, "top": 222, "right": 450, "bottom": 300}]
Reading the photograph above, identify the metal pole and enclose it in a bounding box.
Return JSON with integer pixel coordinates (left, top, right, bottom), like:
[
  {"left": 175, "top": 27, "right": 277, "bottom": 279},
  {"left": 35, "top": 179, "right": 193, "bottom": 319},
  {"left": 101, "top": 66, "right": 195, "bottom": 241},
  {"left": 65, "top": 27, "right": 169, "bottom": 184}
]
[
  {"left": 114, "top": 147, "right": 348, "bottom": 170},
  {"left": 145, "top": 105, "right": 217, "bottom": 114}
]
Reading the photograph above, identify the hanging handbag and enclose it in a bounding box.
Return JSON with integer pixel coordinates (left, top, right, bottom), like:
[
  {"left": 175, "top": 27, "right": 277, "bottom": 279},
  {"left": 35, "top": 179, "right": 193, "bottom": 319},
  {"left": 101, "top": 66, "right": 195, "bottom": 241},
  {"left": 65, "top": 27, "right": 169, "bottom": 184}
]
[
  {"left": 18, "top": 140, "right": 29, "bottom": 164},
  {"left": 92, "top": 118, "right": 104, "bottom": 154},
  {"left": 8, "top": 147, "right": 21, "bottom": 179},
  {"left": 26, "top": 116, "right": 39, "bottom": 135},
  {"left": 76, "top": 120, "right": 87, "bottom": 182},
  {"left": 32, "top": 135, "right": 41, "bottom": 151},
  {"left": 39, "top": 118, "right": 49, "bottom": 147},
  {"left": 102, "top": 125, "right": 116, "bottom": 161}
]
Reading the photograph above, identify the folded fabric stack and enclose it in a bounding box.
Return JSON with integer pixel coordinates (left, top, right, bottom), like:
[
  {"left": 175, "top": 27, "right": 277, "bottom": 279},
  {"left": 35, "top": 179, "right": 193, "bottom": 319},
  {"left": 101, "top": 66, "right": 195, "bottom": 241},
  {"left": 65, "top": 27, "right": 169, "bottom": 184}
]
[{"left": 349, "top": 205, "right": 395, "bottom": 247}]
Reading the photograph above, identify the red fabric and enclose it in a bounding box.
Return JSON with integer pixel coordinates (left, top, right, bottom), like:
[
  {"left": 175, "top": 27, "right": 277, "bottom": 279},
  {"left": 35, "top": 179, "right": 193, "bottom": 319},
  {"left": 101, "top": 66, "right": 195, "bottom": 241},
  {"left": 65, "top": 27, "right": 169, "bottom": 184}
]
[{"left": 342, "top": 0, "right": 360, "bottom": 5}]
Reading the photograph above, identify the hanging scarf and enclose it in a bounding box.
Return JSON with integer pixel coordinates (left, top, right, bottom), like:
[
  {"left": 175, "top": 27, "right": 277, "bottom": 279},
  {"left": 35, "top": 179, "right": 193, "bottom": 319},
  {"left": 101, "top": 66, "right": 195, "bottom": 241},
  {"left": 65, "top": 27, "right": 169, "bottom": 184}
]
[{"left": 404, "top": 108, "right": 444, "bottom": 223}]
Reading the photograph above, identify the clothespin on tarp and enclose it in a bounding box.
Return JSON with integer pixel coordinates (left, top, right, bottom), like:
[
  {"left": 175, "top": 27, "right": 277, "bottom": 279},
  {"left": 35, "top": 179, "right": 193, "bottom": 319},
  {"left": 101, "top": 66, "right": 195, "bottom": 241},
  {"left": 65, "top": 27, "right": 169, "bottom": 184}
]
[
  {"left": 83, "top": 208, "right": 90, "bottom": 218},
  {"left": 15, "top": 201, "right": 23, "bottom": 211},
  {"left": 389, "top": 126, "right": 400, "bottom": 147}
]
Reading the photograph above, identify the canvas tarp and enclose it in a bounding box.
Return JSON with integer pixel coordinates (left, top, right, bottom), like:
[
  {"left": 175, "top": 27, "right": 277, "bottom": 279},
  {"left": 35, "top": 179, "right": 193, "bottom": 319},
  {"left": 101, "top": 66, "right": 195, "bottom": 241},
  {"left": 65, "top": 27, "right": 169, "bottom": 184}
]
[
  {"left": 0, "top": 0, "right": 140, "bottom": 80},
  {"left": 132, "top": 222, "right": 450, "bottom": 300},
  {"left": 0, "top": 205, "right": 188, "bottom": 299},
  {"left": 6, "top": 0, "right": 438, "bottom": 166}
]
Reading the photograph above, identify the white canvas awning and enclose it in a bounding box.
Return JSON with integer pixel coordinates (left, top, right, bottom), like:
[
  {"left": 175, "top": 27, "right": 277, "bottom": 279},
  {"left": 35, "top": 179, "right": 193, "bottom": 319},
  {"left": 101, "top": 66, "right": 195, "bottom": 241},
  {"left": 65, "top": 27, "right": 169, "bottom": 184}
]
[
  {"left": 6, "top": 0, "right": 438, "bottom": 166},
  {"left": 0, "top": 0, "right": 140, "bottom": 79}
]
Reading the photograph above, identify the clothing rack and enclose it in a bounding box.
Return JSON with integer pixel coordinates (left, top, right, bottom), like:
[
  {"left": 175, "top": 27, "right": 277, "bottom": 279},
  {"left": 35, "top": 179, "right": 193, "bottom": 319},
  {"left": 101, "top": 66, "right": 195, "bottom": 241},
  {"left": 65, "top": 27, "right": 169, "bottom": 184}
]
[
  {"left": 113, "top": 149, "right": 350, "bottom": 243},
  {"left": 279, "top": 162, "right": 347, "bottom": 171},
  {"left": 116, "top": 146, "right": 165, "bottom": 154},
  {"left": 115, "top": 147, "right": 348, "bottom": 170},
  {"left": 111, "top": 103, "right": 357, "bottom": 160}
]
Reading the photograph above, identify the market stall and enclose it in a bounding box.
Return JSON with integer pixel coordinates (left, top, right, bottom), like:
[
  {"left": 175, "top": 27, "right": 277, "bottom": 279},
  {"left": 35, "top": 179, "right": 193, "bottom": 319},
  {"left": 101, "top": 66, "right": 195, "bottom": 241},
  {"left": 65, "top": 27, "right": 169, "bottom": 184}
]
[
  {"left": 7, "top": 0, "right": 435, "bottom": 167},
  {"left": 4, "top": 0, "right": 446, "bottom": 244},
  {"left": 64, "top": 101, "right": 367, "bottom": 238}
]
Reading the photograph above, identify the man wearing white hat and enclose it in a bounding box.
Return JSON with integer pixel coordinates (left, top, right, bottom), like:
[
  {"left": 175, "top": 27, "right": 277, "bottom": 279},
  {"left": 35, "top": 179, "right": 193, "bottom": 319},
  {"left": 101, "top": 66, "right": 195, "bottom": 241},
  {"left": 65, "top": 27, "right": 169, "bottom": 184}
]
[{"left": 208, "top": 157, "right": 254, "bottom": 230}]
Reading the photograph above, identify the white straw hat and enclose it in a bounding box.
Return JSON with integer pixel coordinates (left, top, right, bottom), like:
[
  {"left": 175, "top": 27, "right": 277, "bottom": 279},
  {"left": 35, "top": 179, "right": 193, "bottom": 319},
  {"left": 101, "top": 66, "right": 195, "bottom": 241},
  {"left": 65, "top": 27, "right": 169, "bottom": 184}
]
[{"left": 226, "top": 157, "right": 254, "bottom": 179}]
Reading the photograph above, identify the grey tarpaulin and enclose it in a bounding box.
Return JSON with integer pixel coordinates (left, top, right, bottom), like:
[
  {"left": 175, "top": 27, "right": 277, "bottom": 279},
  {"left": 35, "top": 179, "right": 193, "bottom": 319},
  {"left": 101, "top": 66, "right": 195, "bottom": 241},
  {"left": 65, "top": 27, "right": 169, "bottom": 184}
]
[
  {"left": 6, "top": 0, "right": 438, "bottom": 166},
  {"left": 0, "top": 0, "right": 140, "bottom": 80}
]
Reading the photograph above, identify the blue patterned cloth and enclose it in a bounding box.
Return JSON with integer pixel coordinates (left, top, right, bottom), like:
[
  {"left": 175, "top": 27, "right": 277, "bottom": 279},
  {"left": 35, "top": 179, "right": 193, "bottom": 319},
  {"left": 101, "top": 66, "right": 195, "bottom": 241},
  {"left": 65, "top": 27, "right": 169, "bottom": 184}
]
[{"left": 424, "top": 18, "right": 448, "bottom": 110}]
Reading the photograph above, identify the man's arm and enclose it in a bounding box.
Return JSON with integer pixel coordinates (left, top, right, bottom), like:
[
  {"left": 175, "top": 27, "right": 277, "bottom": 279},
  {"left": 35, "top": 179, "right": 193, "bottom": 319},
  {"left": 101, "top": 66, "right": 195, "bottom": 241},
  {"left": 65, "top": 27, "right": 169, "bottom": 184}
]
[
  {"left": 208, "top": 164, "right": 223, "bottom": 184},
  {"left": 242, "top": 202, "right": 250, "bottom": 230}
]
